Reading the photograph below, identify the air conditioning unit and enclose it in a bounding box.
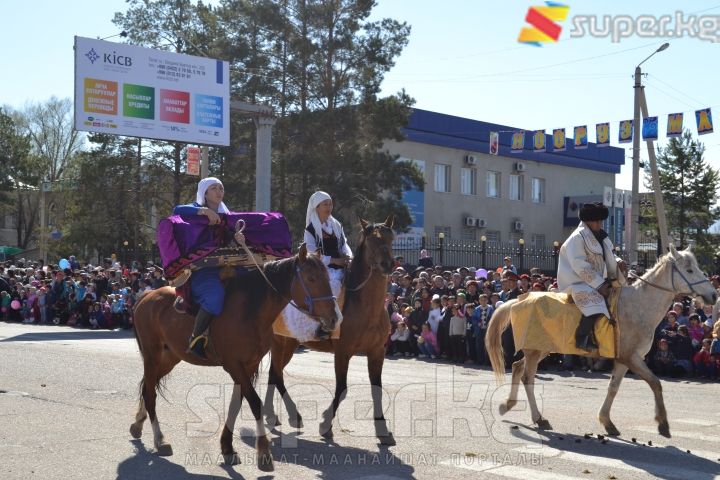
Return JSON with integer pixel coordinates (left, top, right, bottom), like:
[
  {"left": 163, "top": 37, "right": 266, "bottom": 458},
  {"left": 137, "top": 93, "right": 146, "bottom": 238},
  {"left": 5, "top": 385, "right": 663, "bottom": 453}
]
[
  {"left": 464, "top": 155, "right": 477, "bottom": 165},
  {"left": 476, "top": 218, "right": 488, "bottom": 228},
  {"left": 513, "top": 221, "right": 524, "bottom": 231},
  {"left": 464, "top": 216, "right": 477, "bottom": 227},
  {"left": 514, "top": 162, "right": 527, "bottom": 172}
]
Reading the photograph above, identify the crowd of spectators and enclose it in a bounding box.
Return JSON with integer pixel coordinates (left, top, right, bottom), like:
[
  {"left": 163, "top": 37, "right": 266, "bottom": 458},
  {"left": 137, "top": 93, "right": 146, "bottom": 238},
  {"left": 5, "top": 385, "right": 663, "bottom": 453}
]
[
  {"left": 384, "top": 250, "right": 720, "bottom": 381},
  {"left": 0, "top": 255, "right": 167, "bottom": 330}
]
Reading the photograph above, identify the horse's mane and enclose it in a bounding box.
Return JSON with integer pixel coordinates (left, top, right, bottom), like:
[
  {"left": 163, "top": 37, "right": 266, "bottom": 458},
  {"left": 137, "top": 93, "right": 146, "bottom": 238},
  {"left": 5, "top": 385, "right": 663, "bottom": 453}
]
[
  {"left": 225, "top": 255, "right": 298, "bottom": 318},
  {"left": 344, "top": 229, "right": 369, "bottom": 300}
]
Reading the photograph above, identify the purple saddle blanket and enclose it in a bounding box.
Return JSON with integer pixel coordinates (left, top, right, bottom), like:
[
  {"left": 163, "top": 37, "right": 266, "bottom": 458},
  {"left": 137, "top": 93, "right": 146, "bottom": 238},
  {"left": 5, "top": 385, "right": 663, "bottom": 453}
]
[{"left": 158, "top": 211, "right": 292, "bottom": 279}]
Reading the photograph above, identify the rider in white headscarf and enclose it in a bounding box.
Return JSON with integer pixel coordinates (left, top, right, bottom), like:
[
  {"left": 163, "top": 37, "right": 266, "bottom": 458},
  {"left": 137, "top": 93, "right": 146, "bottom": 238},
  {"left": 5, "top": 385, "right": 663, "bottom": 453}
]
[{"left": 281, "top": 191, "right": 351, "bottom": 340}]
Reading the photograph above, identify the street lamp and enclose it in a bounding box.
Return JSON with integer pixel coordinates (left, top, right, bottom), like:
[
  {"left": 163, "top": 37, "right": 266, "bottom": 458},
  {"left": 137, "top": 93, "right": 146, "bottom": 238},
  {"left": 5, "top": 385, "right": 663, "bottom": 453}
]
[
  {"left": 123, "top": 240, "right": 129, "bottom": 266},
  {"left": 629, "top": 42, "right": 670, "bottom": 264},
  {"left": 438, "top": 232, "right": 445, "bottom": 266},
  {"left": 481, "top": 235, "right": 487, "bottom": 269},
  {"left": 518, "top": 238, "right": 525, "bottom": 273}
]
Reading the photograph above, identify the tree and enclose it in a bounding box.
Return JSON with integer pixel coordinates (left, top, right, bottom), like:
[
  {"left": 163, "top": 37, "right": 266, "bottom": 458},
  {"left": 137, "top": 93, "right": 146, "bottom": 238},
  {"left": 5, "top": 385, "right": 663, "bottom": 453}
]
[{"left": 647, "top": 130, "right": 720, "bottom": 268}]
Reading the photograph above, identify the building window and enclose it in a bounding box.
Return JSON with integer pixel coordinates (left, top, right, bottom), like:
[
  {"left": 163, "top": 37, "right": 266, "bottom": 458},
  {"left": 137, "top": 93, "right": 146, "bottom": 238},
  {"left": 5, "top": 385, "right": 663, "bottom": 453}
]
[
  {"left": 532, "top": 234, "right": 545, "bottom": 248},
  {"left": 434, "top": 164, "right": 451, "bottom": 193},
  {"left": 486, "top": 171, "right": 501, "bottom": 198},
  {"left": 460, "top": 167, "right": 477, "bottom": 195},
  {"left": 509, "top": 174, "right": 523, "bottom": 201},
  {"left": 434, "top": 226, "right": 451, "bottom": 239},
  {"left": 461, "top": 227, "right": 476, "bottom": 241},
  {"left": 531, "top": 177, "right": 545, "bottom": 203},
  {"left": 485, "top": 230, "right": 501, "bottom": 244}
]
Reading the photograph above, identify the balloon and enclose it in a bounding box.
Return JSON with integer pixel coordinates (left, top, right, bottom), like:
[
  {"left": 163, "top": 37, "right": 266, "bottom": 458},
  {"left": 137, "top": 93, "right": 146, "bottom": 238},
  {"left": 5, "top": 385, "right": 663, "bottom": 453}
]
[
  {"left": 11, "top": 300, "right": 21, "bottom": 310},
  {"left": 59, "top": 259, "right": 70, "bottom": 270},
  {"left": 476, "top": 268, "right": 488, "bottom": 279}
]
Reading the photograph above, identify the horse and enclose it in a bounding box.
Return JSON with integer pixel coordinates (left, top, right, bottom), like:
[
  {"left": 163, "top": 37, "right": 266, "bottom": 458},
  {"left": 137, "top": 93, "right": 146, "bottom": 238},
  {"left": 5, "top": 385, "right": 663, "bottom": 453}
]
[
  {"left": 262, "top": 217, "right": 397, "bottom": 445},
  {"left": 129, "top": 244, "right": 340, "bottom": 471},
  {"left": 486, "top": 245, "right": 717, "bottom": 438}
]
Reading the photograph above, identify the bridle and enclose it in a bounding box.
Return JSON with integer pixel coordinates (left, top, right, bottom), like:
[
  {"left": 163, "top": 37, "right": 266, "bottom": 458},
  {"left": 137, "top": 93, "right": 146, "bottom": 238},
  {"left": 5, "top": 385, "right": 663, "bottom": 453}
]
[
  {"left": 234, "top": 219, "right": 336, "bottom": 322},
  {"left": 629, "top": 259, "right": 710, "bottom": 298}
]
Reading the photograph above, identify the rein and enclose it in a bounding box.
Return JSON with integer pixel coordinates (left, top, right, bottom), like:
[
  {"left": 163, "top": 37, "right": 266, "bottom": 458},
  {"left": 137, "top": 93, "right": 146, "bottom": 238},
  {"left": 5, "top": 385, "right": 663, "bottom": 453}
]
[
  {"left": 235, "top": 220, "right": 335, "bottom": 320},
  {"left": 629, "top": 260, "right": 709, "bottom": 297},
  {"left": 345, "top": 265, "right": 375, "bottom": 292}
]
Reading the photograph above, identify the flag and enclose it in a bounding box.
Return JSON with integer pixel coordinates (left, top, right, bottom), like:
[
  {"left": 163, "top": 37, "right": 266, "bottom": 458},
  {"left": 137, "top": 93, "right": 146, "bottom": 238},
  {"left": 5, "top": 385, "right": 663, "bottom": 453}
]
[
  {"left": 596, "top": 122, "right": 609, "bottom": 147},
  {"left": 666, "top": 113, "right": 683, "bottom": 138},
  {"left": 553, "top": 128, "right": 566, "bottom": 152},
  {"left": 511, "top": 132, "right": 525, "bottom": 153},
  {"left": 574, "top": 125, "right": 588, "bottom": 149},
  {"left": 696, "top": 108, "right": 714, "bottom": 135},
  {"left": 533, "top": 130, "right": 546, "bottom": 152},
  {"left": 619, "top": 120, "right": 633, "bottom": 144},
  {"left": 489, "top": 131, "right": 499, "bottom": 155},
  {"left": 642, "top": 116, "right": 658, "bottom": 141}
]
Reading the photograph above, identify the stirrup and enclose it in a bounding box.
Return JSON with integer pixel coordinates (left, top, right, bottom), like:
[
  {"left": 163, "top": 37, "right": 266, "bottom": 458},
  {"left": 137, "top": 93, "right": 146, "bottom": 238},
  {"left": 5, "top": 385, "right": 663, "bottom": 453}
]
[{"left": 188, "top": 334, "right": 209, "bottom": 359}]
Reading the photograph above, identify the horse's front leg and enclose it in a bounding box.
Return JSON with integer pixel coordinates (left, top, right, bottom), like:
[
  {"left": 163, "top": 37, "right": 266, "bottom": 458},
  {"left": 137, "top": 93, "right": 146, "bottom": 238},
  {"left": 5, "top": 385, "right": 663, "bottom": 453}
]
[
  {"left": 320, "top": 353, "right": 350, "bottom": 439},
  {"left": 626, "top": 354, "right": 670, "bottom": 437},
  {"left": 597, "top": 361, "right": 629, "bottom": 436},
  {"left": 220, "top": 383, "right": 243, "bottom": 466},
  {"left": 367, "top": 346, "right": 396, "bottom": 446}
]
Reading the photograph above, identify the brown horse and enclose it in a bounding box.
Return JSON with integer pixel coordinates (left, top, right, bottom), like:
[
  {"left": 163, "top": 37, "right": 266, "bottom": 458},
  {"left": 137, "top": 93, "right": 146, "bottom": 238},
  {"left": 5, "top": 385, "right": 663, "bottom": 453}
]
[
  {"left": 262, "top": 218, "right": 397, "bottom": 445},
  {"left": 129, "top": 244, "right": 340, "bottom": 471}
]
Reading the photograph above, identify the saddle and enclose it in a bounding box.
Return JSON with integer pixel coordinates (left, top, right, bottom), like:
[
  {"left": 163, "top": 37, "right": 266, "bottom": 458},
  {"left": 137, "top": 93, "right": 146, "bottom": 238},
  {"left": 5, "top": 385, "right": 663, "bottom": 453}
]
[
  {"left": 509, "top": 286, "right": 621, "bottom": 358},
  {"left": 168, "top": 247, "right": 283, "bottom": 288}
]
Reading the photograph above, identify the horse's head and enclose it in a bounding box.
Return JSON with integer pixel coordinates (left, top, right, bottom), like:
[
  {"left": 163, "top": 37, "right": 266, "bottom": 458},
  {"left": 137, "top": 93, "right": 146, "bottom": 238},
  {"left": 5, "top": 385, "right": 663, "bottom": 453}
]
[
  {"left": 358, "top": 215, "right": 396, "bottom": 275},
  {"left": 291, "top": 244, "right": 341, "bottom": 335},
  {"left": 665, "top": 244, "right": 717, "bottom": 305}
]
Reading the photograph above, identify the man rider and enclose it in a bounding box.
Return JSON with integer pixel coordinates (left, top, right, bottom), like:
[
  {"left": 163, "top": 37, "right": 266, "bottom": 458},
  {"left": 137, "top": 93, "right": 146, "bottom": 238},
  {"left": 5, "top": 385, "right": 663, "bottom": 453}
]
[{"left": 557, "top": 202, "right": 626, "bottom": 351}]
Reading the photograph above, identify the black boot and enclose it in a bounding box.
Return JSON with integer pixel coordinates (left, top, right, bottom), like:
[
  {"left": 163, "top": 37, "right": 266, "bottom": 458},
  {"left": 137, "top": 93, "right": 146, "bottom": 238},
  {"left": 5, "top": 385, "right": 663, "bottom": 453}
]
[
  {"left": 575, "top": 314, "right": 600, "bottom": 351},
  {"left": 188, "top": 309, "right": 213, "bottom": 359}
]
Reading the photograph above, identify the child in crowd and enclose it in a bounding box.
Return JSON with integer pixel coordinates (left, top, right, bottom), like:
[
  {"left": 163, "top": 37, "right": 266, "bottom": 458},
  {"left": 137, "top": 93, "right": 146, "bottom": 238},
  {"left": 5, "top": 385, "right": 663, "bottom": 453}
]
[
  {"left": 651, "top": 338, "right": 682, "bottom": 377},
  {"left": 688, "top": 314, "right": 704, "bottom": 349},
  {"left": 427, "top": 297, "right": 442, "bottom": 336},
  {"left": 390, "top": 321, "right": 413, "bottom": 357},
  {"left": 417, "top": 322, "right": 438, "bottom": 359},
  {"left": 471, "top": 294, "right": 494, "bottom": 365},
  {"left": 693, "top": 338, "right": 716, "bottom": 379},
  {"left": 448, "top": 304, "right": 466, "bottom": 363}
]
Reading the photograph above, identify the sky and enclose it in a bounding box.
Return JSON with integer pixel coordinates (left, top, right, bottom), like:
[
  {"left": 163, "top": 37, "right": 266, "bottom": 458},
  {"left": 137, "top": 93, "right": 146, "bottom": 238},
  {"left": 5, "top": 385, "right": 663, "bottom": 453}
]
[{"left": 2, "top": 0, "right": 720, "bottom": 193}]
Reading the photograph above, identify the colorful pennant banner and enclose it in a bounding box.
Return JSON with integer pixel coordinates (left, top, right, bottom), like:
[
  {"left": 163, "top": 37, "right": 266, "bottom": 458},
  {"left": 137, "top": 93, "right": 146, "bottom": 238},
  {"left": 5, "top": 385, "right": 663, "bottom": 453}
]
[
  {"left": 552, "top": 128, "right": 566, "bottom": 152},
  {"left": 619, "top": 119, "right": 633, "bottom": 144},
  {"left": 696, "top": 108, "right": 714, "bottom": 135},
  {"left": 642, "top": 116, "right": 658, "bottom": 141},
  {"left": 666, "top": 113, "right": 683, "bottom": 138},
  {"left": 511, "top": 132, "right": 525, "bottom": 153},
  {"left": 533, "top": 130, "right": 546, "bottom": 152},
  {"left": 596, "top": 122, "right": 610, "bottom": 147},
  {"left": 489, "top": 131, "right": 499, "bottom": 155},
  {"left": 574, "top": 125, "right": 588, "bottom": 149}
]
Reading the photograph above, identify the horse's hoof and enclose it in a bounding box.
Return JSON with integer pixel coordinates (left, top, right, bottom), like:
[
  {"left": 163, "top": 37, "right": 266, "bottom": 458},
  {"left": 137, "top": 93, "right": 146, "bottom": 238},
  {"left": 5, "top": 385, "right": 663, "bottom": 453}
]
[
  {"left": 536, "top": 419, "right": 552, "bottom": 430},
  {"left": 605, "top": 424, "right": 620, "bottom": 436},
  {"left": 379, "top": 433, "right": 396, "bottom": 446},
  {"left": 129, "top": 423, "right": 142, "bottom": 439},
  {"left": 257, "top": 454, "right": 274, "bottom": 472},
  {"left": 266, "top": 415, "right": 281, "bottom": 427},
  {"left": 223, "top": 451, "right": 241, "bottom": 466},
  {"left": 156, "top": 443, "right": 173, "bottom": 456},
  {"left": 658, "top": 423, "right": 671, "bottom": 438},
  {"left": 320, "top": 425, "right": 334, "bottom": 439},
  {"left": 288, "top": 416, "right": 304, "bottom": 429}
]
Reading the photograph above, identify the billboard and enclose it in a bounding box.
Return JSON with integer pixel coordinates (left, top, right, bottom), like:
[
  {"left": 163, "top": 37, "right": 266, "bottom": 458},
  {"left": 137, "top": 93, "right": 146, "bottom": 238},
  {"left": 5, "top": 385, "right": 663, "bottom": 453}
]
[{"left": 74, "top": 36, "right": 230, "bottom": 146}]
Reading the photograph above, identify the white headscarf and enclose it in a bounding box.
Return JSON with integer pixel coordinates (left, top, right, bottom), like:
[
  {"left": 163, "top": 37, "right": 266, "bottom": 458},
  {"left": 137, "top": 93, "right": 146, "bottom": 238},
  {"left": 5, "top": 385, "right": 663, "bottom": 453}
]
[
  {"left": 196, "top": 177, "right": 229, "bottom": 213},
  {"left": 306, "top": 191, "right": 343, "bottom": 248}
]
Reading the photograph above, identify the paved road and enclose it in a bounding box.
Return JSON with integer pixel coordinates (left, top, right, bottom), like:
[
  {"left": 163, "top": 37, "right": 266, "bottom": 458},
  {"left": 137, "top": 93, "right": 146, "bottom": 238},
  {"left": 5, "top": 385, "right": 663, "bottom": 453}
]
[{"left": 1, "top": 322, "right": 719, "bottom": 480}]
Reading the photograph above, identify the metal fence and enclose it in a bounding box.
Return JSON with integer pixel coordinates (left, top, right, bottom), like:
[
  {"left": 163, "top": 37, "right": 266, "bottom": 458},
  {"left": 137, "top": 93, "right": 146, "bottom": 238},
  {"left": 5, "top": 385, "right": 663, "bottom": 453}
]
[{"left": 384, "top": 237, "right": 562, "bottom": 275}]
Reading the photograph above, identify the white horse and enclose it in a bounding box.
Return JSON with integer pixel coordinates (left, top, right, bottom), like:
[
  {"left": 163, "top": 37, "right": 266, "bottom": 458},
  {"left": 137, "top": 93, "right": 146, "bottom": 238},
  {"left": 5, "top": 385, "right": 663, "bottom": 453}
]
[{"left": 486, "top": 245, "right": 717, "bottom": 438}]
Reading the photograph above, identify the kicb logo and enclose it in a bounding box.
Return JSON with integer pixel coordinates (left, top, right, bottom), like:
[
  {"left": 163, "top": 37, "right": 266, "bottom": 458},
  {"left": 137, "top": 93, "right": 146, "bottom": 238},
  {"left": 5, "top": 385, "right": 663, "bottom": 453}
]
[
  {"left": 85, "top": 47, "right": 132, "bottom": 67},
  {"left": 518, "top": 1, "right": 570, "bottom": 46}
]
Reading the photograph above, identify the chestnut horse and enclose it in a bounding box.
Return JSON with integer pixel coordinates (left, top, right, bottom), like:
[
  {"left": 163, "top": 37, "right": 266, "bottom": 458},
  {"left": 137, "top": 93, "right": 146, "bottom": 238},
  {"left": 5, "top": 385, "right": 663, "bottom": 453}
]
[
  {"left": 262, "top": 218, "right": 397, "bottom": 445},
  {"left": 129, "top": 245, "right": 340, "bottom": 471}
]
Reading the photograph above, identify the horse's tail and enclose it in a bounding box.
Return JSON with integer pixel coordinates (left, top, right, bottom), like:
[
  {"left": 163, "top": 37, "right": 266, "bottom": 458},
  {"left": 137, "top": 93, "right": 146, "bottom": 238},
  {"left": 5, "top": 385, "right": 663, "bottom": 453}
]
[{"left": 486, "top": 299, "right": 515, "bottom": 385}]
